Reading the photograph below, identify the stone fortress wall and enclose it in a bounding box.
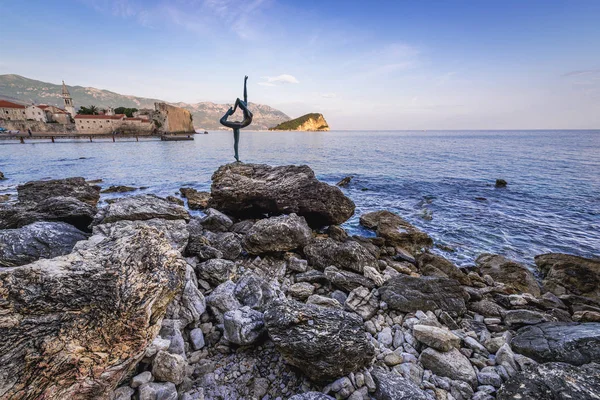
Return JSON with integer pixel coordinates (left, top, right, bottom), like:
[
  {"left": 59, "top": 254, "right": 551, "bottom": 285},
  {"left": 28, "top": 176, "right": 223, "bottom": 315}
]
[{"left": 155, "top": 103, "right": 194, "bottom": 133}]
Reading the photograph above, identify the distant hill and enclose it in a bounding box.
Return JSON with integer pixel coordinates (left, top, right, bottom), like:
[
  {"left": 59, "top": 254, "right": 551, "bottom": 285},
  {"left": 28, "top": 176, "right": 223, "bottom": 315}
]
[
  {"left": 269, "top": 113, "right": 329, "bottom": 131},
  {"left": 0, "top": 74, "right": 290, "bottom": 130}
]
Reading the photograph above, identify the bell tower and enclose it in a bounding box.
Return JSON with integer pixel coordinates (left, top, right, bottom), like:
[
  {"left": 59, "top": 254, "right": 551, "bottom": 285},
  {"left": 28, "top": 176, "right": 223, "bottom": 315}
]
[{"left": 62, "top": 80, "right": 76, "bottom": 117}]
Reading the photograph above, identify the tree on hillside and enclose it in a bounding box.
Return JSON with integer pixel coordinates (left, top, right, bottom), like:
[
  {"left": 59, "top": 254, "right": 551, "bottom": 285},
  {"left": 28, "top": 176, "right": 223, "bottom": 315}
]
[
  {"left": 114, "top": 107, "right": 138, "bottom": 118},
  {"left": 79, "top": 105, "right": 99, "bottom": 115}
]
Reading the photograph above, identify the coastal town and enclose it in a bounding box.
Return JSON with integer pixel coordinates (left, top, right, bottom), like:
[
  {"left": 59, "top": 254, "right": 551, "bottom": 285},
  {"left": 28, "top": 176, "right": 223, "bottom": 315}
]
[{"left": 0, "top": 81, "right": 195, "bottom": 136}]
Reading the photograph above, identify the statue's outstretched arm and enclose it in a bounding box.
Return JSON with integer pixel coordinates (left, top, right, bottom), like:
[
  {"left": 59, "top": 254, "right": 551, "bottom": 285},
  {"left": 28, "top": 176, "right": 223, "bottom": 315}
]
[{"left": 244, "top": 75, "right": 248, "bottom": 104}]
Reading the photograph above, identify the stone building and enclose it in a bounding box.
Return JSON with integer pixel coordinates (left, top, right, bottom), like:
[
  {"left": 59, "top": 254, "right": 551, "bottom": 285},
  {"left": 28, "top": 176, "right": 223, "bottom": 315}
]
[
  {"left": 62, "top": 81, "right": 76, "bottom": 117},
  {"left": 0, "top": 100, "right": 27, "bottom": 121},
  {"left": 25, "top": 105, "right": 48, "bottom": 122},
  {"left": 75, "top": 114, "right": 153, "bottom": 134},
  {"left": 38, "top": 105, "right": 71, "bottom": 124}
]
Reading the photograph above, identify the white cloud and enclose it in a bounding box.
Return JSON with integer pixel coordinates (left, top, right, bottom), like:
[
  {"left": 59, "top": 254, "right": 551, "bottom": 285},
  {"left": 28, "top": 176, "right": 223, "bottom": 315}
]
[
  {"left": 258, "top": 74, "right": 300, "bottom": 86},
  {"left": 320, "top": 92, "right": 336, "bottom": 98}
]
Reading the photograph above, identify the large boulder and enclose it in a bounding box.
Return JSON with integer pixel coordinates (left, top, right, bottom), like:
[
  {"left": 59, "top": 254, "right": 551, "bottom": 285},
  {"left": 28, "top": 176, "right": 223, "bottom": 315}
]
[
  {"left": 304, "top": 238, "right": 378, "bottom": 273},
  {"left": 0, "top": 196, "right": 97, "bottom": 231},
  {"left": 419, "top": 347, "right": 477, "bottom": 387},
  {"left": 0, "top": 221, "right": 87, "bottom": 267},
  {"left": 93, "top": 194, "right": 190, "bottom": 225},
  {"left": 359, "top": 210, "right": 433, "bottom": 253},
  {"left": 535, "top": 253, "right": 600, "bottom": 302},
  {"left": 223, "top": 306, "right": 266, "bottom": 345},
  {"left": 324, "top": 266, "right": 377, "bottom": 291},
  {"left": 0, "top": 226, "right": 186, "bottom": 399},
  {"left": 510, "top": 322, "right": 600, "bottom": 365},
  {"left": 243, "top": 214, "right": 312, "bottom": 254},
  {"left": 417, "top": 253, "right": 471, "bottom": 285},
  {"left": 496, "top": 362, "right": 600, "bottom": 400},
  {"left": 371, "top": 368, "right": 428, "bottom": 400},
  {"left": 264, "top": 299, "right": 374, "bottom": 382},
  {"left": 475, "top": 254, "right": 541, "bottom": 296},
  {"left": 92, "top": 218, "right": 189, "bottom": 252},
  {"left": 209, "top": 163, "right": 355, "bottom": 227},
  {"left": 379, "top": 275, "right": 468, "bottom": 315},
  {"left": 17, "top": 177, "right": 100, "bottom": 206}
]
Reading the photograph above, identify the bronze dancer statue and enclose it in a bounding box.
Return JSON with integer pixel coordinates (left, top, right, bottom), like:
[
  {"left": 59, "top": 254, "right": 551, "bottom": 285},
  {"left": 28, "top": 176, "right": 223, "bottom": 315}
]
[{"left": 220, "top": 76, "right": 253, "bottom": 162}]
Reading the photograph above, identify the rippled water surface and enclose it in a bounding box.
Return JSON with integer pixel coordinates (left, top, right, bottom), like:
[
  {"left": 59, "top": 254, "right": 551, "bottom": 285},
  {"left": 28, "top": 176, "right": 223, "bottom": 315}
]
[{"left": 1, "top": 130, "right": 599, "bottom": 267}]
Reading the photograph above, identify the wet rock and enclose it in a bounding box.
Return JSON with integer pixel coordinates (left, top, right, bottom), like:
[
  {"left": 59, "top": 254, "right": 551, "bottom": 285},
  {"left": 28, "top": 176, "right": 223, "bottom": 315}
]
[
  {"left": 379, "top": 275, "right": 468, "bottom": 315},
  {"left": 180, "top": 187, "right": 211, "bottom": 210},
  {"left": 496, "top": 362, "right": 600, "bottom": 400},
  {"left": 0, "top": 226, "right": 185, "bottom": 398},
  {"left": 418, "top": 253, "right": 471, "bottom": 285},
  {"left": 92, "top": 218, "right": 189, "bottom": 252},
  {"left": 413, "top": 325, "right": 461, "bottom": 352},
  {"left": 510, "top": 322, "right": 600, "bottom": 365},
  {"left": 419, "top": 347, "right": 477, "bottom": 387},
  {"left": 209, "top": 163, "right": 355, "bottom": 227},
  {"left": 336, "top": 176, "right": 352, "bottom": 187},
  {"left": 165, "top": 196, "right": 184, "bottom": 206},
  {"left": 101, "top": 185, "right": 137, "bottom": 193},
  {"left": 345, "top": 286, "right": 379, "bottom": 320},
  {"left": 17, "top": 176, "right": 100, "bottom": 206},
  {"left": 495, "top": 179, "right": 507, "bottom": 188},
  {"left": 359, "top": 210, "right": 433, "bottom": 253},
  {"left": 93, "top": 194, "right": 190, "bottom": 225},
  {"left": 264, "top": 299, "right": 374, "bottom": 382},
  {"left": 199, "top": 208, "right": 233, "bottom": 232},
  {"left": 223, "top": 306, "right": 266, "bottom": 345},
  {"left": 0, "top": 196, "right": 97, "bottom": 231},
  {"left": 0, "top": 171, "right": 5, "bottom": 180},
  {"left": 195, "top": 258, "right": 236, "bottom": 286},
  {"left": 288, "top": 393, "right": 335, "bottom": 400},
  {"left": 243, "top": 214, "right": 312, "bottom": 254},
  {"left": 0, "top": 221, "right": 87, "bottom": 267},
  {"left": 371, "top": 367, "right": 428, "bottom": 399},
  {"left": 138, "top": 382, "right": 178, "bottom": 400},
  {"left": 304, "top": 238, "right": 378, "bottom": 273},
  {"left": 476, "top": 253, "right": 541, "bottom": 296},
  {"left": 535, "top": 253, "right": 600, "bottom": 302}
]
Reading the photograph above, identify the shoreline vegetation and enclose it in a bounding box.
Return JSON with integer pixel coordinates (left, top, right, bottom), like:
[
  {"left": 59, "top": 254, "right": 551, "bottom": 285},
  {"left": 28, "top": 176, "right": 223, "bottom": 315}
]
[{"left": 0, "top": 164, "right": 598, "bottom": 399}]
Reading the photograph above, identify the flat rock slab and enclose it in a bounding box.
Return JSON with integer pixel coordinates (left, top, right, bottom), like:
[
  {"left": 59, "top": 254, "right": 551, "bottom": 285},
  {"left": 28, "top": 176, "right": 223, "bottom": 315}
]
[
  {"left": 17, "top": 177, "right": 100, "bottom": 206},
  {"left": 496, "top": 362, "right": 600, "bottom": 400},
  {"left": 379, "top": 275, "right": 468, "bottom": 315},
  {"left": 93, "top": 194, "right": 190, "bottom": 225},
  {"left": 535, "top": 253, "right": 600, "bottom": 302},
  {"left": 511, "top": 322, "right": 600, "bottom": 365},
  {"left": 209, "top": 163, "right": 355, "bottom": 227},
  {"left": 264, "top": 299, "right": 374, "bottom": 382},
  {"left": 0, "top": 226, "right": 186, "bottom": 399},
  {"left": 0, "top": 221, "right": 87, "bottom": 267}
]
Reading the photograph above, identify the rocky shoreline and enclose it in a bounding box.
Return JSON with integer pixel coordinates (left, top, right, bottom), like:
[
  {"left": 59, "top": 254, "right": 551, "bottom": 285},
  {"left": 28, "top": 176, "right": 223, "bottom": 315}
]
[{"left": 0, "top": 163, "right": 599, "bottom": 400}]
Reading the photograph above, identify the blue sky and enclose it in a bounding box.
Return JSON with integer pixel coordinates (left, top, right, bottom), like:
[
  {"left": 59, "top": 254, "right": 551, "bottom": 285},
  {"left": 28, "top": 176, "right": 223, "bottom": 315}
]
[{"left": 1, "top": 0, "right": 600, "bottom": 129}]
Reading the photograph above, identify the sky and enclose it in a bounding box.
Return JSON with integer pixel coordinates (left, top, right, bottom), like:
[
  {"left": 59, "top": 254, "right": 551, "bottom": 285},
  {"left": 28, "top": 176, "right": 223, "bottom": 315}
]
[{"left": 1, "top": 0, "right": 600, "bottom": 129}]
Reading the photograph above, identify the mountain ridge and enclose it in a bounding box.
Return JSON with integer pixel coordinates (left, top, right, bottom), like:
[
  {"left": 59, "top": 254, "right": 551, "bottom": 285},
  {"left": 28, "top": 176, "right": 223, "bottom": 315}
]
[{"left": 0, "top": 74, "right": 290, "bottom": 130}]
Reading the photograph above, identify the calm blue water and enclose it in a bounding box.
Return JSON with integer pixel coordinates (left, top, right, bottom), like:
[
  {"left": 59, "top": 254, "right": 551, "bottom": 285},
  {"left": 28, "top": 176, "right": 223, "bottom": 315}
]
[{"left": 1, "top": 130, "right": 599, "bottom": 267}]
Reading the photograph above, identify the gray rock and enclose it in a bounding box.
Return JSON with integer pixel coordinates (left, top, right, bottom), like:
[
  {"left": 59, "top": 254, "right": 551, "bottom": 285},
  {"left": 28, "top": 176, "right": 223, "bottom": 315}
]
[
  {"left": 234, "top": 272, "right": 283, "bottom": 310},
  {"left": 223, "top": 306, "right": 266, "bottom": 345},
  {"left": 307, "top": 294, "right": 343, "bottom": 309},
  {"left": 131, "top": 371, "right": 154, "bottom": 388},
  {"left": 325, "top": 266, "right": 376, "bottom": 292},
  {"left": 287, "top": 256, "right": 308, "bottom": 272},
  {"left": 0, "top": 221, "right": 87, "bottom": 267},
  {"left": 535, "top": 253, "right": 600, "bottom": 302},
  {"left": 330, "top": 376, "right": 354, "bottom": 398},
  {"left": 345, "top": 286, "right": 379, "bottom": 320},
  {"left": 204, "top": 231, "right": 241, "bottom": 260},
  {"left": 496, "top": 343, "right": 519, "bottom": 376},
  {"left": 93, "top": 194, "right": 190, "bottom": 225},
  {"left": 209, "top": 163, "right": 355, "bottom": 227},
  {"left": 206, "top": 280, "right": 241, "bottom": 324},
  {"left": 158, "top": 319, "right": 185, "bottom": 356},
  {"left": 305, "top": 238, "right": 378, "bottom": 273},
  {"left": 138, "top": 382, "right": 178, "bottom": 400},
  {"left": 264, "top": 299, "right": 374, "bottom": 382},
  {"left": 195, "top": 258, "right": 236, "bottom": 286},
  {"left": 189, "top": 328, "right": 205, "bottom": 350},
  {"left": 92, "top": 218, "right": 189, "bottom": 252},
  {"left": 504, "top": 309, "right": 552, "bottom": 326},
  {"left": 17, "top": 177, "right": 100, "bottom": 206},
  {"left": 296, "top": 270, "right": 327, "bottom": 284},
  {"left": 378, "top": 327, "right": 394, "bottom": 347},
  {"left": 477, "top": 367, "right": 502, "bottom": 388},
  {"left": 413, "top": 325, "right": 461, "bottom": 352},
  {"left": 418, "top": 253, "right": 471, "bottom": 285},
  {"left": 114, "top": 386, "right": 135, "bottom": 400},
  {"left": 144, "top": 337, "right": 171, "bottom": 358},
  {"left": 476, "top": 253, "right": 541, "bottom": 296},
  {"left": 179, "top": 187, "right": 210, "bottom": 210},
  {"left": 468, "top": 300, "right": 506, "bottom": 317},
  {"left": 379, "top": 275, "right": 468, "bottom": 315},
  {"left": 288, "top": 393, "right": 335, "bottom": 400},
  {"left": 165, "top": 266, "right": 206, "bottom": 326},
  {"left": 288, "top": 282, "right": 315, "bottom": 300},
  {"left": 0, "top": 226, "right": 185, "bottom": 399},
  {"left": 371, "top": 367, "right": 428, "bottom": 400},
  {"left": 419, "top": 347, "right": 477, "bottom": 387},
  {"left": 510, "top": 322, "right": 600, "bottom": 365},
  {"left": 152, "top": 351, "right": 186, "bottom": 385},
  {"left": 332, "top": 290, "right": 348, "bottom": 305},
  {"left": 199, "top": 208, "right": 233, "bottom": 232},
  {"left": 496, "top": 362, "right": 600, "bottom": 400},
  {"left": 243, "top": 214, "right": 312, "bottom": 254}
]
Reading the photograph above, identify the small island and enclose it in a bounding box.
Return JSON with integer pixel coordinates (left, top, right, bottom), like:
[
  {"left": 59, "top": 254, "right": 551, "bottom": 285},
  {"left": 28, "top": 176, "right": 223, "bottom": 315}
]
[{"left": 269, "top": 113, "right": 330, "bottom": 131}]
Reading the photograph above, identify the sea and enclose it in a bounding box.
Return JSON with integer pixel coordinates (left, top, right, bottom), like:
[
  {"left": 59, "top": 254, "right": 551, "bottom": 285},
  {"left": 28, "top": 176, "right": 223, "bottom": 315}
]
[{"left": 1, "top": 130, "right": 599, "bottom": 269}]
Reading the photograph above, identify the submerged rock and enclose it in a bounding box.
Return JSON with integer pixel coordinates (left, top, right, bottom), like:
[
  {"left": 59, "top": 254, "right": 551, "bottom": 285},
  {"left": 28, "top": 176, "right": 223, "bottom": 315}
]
[
  {"left": 379, "top": 275, "right": 468, "bottom": 315},
  {"left": 359, "top": 210, "right": 433, "bottom": 253},
  {"left": 535, "top": 253, "right": 600, "bottom": 302},
  {"left": 100, "top": 185, "right": 137, "bottom": 193},
  {"left": 243, "top": 214, "right": 312, "bottom": 254},
  {"left": 17, "top": 176, "right": 100, "bottom": 206},
  {"left": 0, "top": 226, "right": 186, "bottom": 399},
  {"left": 496, "top": 362, "right": 600, "bottom": 400},
  {"left": 476, "top": 253, "right": 541, "bottom": 296},
  {"left": 495, "top": 179, "right": 507, "bottom": 188},
  {"left": 93, "top": 194, "right": 190, "bottom": 225},
  {"left": 209, "top": 163, "right": 355, "bottom": 227},
  {"left": 180, "top": 187, "right": 211, "bottom": 210},
  {"left": 264, "top": 299, "right": 374, "bottom": 382},
  {"left": 0, "top": 221, "right": 87, "bottom": 267},
  {"left": 510, "top": 322, "right": 600, "bottom": 365}
]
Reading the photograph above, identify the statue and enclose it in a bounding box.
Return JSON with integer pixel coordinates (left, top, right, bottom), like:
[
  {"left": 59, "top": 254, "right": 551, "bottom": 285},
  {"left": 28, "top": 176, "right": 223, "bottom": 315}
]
[{"left": 220, "top": 76, "right": 253, "bottom": 162}]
